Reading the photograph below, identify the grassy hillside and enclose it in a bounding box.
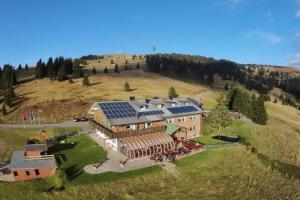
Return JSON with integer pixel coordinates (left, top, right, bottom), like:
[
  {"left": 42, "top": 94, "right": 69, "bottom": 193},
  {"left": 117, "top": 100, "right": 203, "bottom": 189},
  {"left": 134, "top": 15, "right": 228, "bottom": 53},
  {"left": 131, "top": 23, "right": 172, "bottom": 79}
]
[
  {"left": 1, "top": 80, "right": 300, "bottom": 199},
  {"left": 1, "top": 69, "right": 212, "bottom": 123}
]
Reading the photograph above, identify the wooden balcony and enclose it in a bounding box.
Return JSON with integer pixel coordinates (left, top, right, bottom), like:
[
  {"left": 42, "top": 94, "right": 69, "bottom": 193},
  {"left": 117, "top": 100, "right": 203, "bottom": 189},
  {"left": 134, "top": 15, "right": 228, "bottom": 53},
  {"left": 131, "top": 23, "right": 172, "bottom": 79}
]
[{"left": 89, "top": 120, "right": 166, "bottom": 139}]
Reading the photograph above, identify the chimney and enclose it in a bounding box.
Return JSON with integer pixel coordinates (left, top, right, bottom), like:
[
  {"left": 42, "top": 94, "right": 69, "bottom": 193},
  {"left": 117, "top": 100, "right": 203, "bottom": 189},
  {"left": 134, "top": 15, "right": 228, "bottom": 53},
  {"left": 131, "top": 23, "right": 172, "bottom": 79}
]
[{"left": 129, "top": 96, "right": 135, "bottom": 101}]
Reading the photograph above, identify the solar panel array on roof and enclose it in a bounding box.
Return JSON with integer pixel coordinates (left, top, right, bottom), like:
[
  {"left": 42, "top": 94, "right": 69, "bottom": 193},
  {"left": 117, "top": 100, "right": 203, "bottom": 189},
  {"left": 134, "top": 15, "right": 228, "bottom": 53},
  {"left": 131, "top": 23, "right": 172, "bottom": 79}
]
[
  {"left": 99, "top": 102, "right": 136, "bottom": 119},
  {"left": 167, "top": 106, "right": 198, "bottom": 114},
  {"left": 138, "top": 110, "right": 164, "bottom": 116}
]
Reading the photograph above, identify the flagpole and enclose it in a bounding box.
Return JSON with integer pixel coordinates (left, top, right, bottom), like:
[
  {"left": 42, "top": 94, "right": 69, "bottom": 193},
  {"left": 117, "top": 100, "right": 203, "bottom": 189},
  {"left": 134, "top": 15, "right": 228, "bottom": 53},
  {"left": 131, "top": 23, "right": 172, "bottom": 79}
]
[{"left": 22, "top": 107, "right": 25, "bottom": 129}]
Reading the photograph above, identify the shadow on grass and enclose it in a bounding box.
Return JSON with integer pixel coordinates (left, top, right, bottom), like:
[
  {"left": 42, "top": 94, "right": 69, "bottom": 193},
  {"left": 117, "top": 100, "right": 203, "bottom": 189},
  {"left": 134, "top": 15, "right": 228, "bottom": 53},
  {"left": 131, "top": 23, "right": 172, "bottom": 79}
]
[
  {"left": 257, "top": 153, "right": 300, "bottom": 180},
  {"left": 89, "top": 81, "right": 102, "bottom": 86},
  {"left": 240, "top": 136, "right": 300, "bottom": 180},
  {"left": 212, "top": 135, "right": 240, "bottom": 143},
  {"left": 48, "top": 142, "right": 78, "bottom": 154},
  {"left": 65, "top": 165, "right": 83, "bottom": 180}
]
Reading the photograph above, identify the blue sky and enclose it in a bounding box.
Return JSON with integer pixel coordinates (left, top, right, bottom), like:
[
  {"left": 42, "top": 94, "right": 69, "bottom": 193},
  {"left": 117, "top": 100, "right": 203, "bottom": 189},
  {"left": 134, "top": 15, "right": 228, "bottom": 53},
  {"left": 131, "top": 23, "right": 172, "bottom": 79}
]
[{"left": 0, "top": 0, "right": 300, "bottom": 67}]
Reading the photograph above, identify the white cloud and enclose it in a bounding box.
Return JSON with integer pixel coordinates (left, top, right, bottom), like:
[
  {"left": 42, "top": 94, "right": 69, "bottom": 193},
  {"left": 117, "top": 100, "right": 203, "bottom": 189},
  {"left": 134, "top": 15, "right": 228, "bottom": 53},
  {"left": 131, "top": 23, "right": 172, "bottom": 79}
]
[
  {"left": 295, "top": 10, "right": 300, "bottom": 17},
  {"left": 229, "top": 0, "right": 244, "bottom": 7},
  {"left": 287, "top": 53, "right": 300, "bottom": 67},
  {"left": 245, "top": 30, "right": 282, "bottom": 44},
  {"left": 266, "top": 9, "right": 274, "bottom": 22}
]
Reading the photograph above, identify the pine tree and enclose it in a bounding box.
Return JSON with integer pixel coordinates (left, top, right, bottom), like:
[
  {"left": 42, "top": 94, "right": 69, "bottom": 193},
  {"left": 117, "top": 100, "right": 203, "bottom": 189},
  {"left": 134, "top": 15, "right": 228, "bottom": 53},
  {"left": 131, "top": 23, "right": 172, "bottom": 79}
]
[
  {"left": 124, "top": 81, "right": 130, "bottom": 92},
  {"left": 2, "top": 104, "right": 7, "bottom": 116},
  {"left": 114, "top": 64, "right": 119, "bottom": 73},
  {"left": 224, "top": 83, "right": 229, "bottom": 91},
  {"left": 273, "top": 98, "right": 277, "bottom": 103},
  {"left": 25, "top": 64, "right": 29, "bottom": 71},
  {"left": 3, "top": 88, "right": 14, "bottom": 107},
  {"left": 18, "top": 64, "right": 22, "bottom": 70},
  {"left": 207, "top": 94, "right": 232, "bottom": 132},
  {"left": 168, "top": 86, "right": 178, "bottom": 99},
  {"left": 57, "top": 64, "right": 68, "bottom": 81},
  {"left": 104, "top": 67, "right": 108, "bottom": 73},
  {"left": 35, "top": 59, "right": 47, "bottom": 79},
  {"left": 46, "top": 57, "right": 54, "bottom": 79},
  {"left": 0, "top": 65, "right": 17, "bottom": 89},
  {"left": 252, "top": 95, "right": 268, "bottom": 125},
  {"left": 111, "top": 59, "right": 114, "bottom": 64},
  {"left": 92, "top": 67, "right": 96, "bottom": 74},
  {"left": 82, "top": 75, "right": 90, "bottom": 86}
]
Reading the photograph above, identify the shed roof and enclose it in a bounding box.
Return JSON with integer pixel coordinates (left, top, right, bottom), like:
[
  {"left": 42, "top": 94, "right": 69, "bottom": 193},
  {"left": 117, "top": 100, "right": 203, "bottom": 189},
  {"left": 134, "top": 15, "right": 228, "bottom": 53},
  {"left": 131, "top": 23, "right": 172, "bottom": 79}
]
[
  {"left": 9, "top": 151, "right": 56, "bottom": 170},
  {"left": 166, "top": 124, "right": 181, "bottom": 135}
]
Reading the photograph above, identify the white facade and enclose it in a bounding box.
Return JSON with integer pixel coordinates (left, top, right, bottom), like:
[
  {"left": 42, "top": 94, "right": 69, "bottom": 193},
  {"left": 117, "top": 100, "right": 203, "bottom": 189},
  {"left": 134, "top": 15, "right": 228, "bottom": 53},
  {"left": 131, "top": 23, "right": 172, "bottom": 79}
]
[{"left": 95, "top": 129, "right": 118, "bottom": 151}]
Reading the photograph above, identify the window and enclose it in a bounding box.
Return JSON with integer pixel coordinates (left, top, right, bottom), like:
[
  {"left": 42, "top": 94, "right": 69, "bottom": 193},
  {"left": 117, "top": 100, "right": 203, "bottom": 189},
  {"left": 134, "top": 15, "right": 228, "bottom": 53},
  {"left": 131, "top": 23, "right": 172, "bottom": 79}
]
[
  {"left": 25, "top": 171, "right": 30, "bottom": 176},
  {"left": 166, "top": 118, "right": 173, "bottom": 124},
  {"left": 35, "top": 169, "right": 40, "bottom": 176},
  {"left": 189, "top": 126, "right": 196, "bottom": 131},
  {"left": 130, "top": 124, "right": 136, "bottom": 130},
  {"left": 178, "top": 117, "right": 186, "bottom": 122},
  {"left": 190, "top": 115, "right": 198, "bottom": 120},
  {"left": 13, "top": 171, "right": 18, "bottom": 176},
  {"left": 145, "top": 122, "right": 152, "bottom": 128}
]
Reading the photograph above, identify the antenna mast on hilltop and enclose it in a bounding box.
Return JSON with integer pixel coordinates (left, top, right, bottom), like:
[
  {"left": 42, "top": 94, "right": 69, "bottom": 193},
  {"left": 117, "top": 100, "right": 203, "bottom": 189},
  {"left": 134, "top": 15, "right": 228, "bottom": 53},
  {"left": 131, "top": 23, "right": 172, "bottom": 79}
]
[{"left": 152, "top": 41, "right": 156, "bottom": 53}]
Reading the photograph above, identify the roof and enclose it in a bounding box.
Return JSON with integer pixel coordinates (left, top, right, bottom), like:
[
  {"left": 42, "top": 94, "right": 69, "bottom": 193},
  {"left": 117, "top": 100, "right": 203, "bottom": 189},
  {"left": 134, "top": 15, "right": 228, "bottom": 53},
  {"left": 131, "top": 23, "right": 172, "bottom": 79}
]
[
  {"left": 89, "top": 97, "right": 203, "bottom": 126},
  {"left": 9, "top": 151, "right": 56, "bottom": 170},
  {"left": 166, "top": 124, "right": 181, "bottom": 135},
  {"left": 0, "top": 163, "right": 10, "bottom": 170},
  {"left": 25, "top": 144, "right": 47, "bottom": 152}
]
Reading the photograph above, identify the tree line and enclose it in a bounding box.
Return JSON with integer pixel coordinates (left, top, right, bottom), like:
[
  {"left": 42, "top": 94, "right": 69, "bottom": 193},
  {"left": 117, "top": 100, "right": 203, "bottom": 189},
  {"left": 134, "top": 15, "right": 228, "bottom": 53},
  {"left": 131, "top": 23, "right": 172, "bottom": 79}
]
[{"left": 145, "top": 54, "right": 300, "bottom": 102}]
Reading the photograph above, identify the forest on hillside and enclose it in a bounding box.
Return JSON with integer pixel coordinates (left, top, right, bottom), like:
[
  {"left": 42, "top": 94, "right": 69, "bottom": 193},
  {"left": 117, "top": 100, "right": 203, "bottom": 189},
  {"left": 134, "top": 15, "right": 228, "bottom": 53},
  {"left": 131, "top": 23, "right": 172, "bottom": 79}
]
[{"left": 145, "top": 54, "right": 300, "bottom": 106}]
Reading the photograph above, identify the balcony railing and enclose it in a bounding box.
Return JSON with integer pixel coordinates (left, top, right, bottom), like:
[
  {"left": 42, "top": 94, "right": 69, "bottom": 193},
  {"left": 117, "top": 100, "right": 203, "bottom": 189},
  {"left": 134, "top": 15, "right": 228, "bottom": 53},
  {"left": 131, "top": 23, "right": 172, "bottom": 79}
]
[
  {"left": 89, "top": 120, "right": 166, "bottom": 139},
  {"left": 24, "top": 154, "right": 55, "bottom": 161}
]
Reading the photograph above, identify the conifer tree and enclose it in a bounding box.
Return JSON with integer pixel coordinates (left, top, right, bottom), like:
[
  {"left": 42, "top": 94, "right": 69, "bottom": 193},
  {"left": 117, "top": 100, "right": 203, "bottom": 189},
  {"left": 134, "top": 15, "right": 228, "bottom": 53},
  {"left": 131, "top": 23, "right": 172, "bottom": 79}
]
[
  {"left": 104, "top": 67, "right": 108, "bottom": 73},
  {"left": 124, "top": 81, "right": 130, "bottom": 92},
  {"left": 0, "top": 65, "right": 17, "bottom": 89},
  {"left": 82, "top": 75, "right": 90, "bottom": 86},
  {"left": 46, "top": 57, "right": 54, "bottom": 79},
  {"left": 168, "top": 86, "right": 178, "bottom": 99},
  {"left": 252, "top": 95, "right": 268, "bottom": 125},
  {"left": 3, "top": 88, "right": 14, "bottom": 107},
  {"left": 35, "top": 59, "right": 47, "bottom": 79},
  {"left": 207, "top": 94, "right": 232, "bottom": 132},
  {"left": 25, "top": 64, "right": 29, "bottom": 71},
  {"left": 57, "top": 64, "right": 67, "bottom": 81},
  {"left": 114, "top": 64, "right": 119, "bottom": 73},
  {"left": 111, "top": 59, "right": 114, "bottom": 64},
  {"left": 224, "top": 83, "right": 229, "bottom": 91},
  {"left": 92, "top": 67, "right": 96, "bottom": 74},
  {"left": 2, "top": 104, "right": 7, "bottom": 116},
  {"left": 18, "top": 64, "right": 22, "bottom": 70}
]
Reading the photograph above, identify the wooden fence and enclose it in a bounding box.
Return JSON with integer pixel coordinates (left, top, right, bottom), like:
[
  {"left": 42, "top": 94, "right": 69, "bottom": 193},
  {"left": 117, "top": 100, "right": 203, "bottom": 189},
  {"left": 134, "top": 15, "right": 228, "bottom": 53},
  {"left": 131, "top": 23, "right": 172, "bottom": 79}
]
[{"left": 204, "top": 143, "right": 242, "bottom": 150}]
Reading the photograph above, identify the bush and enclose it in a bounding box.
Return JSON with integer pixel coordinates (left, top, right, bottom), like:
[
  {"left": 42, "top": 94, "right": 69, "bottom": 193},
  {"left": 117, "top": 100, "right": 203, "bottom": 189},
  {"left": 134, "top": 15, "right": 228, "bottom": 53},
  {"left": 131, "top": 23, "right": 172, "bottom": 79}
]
[
  {"left": 124, "top": 81, "right": 130, "bottom": 92},
  {"left": 46, "top": 168, "right": 66, "bottom": 191}
]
